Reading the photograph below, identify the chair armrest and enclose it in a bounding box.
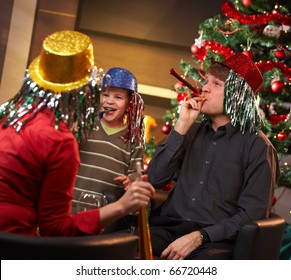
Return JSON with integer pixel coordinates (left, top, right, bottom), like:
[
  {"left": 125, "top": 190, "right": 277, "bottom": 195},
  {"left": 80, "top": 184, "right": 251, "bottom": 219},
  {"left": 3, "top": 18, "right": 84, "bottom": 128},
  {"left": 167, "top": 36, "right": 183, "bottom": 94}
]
[
  {"left": 0, "top": 231, "right": 139, "bottom": 260},
  {"left": 233, "top": 213, "right": 286, "bottom": 260}
]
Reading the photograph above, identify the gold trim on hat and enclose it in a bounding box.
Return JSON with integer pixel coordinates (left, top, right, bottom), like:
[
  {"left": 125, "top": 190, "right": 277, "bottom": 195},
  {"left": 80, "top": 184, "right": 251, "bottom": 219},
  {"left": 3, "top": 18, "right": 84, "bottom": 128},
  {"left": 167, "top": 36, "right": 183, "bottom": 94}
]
[{"left": 28, "top": 30, "right": 95, "bottom": 93}]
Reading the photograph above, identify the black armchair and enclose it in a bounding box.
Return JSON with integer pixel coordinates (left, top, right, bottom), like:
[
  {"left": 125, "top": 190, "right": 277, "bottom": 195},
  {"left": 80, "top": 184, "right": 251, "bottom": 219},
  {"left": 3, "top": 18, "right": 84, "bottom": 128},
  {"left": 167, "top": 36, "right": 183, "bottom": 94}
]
[
  {"left": 0, "top": 231, "right": 138, "bottom": 260},
  {"left": 151, "top": 191, "right": 286, "bottom": 260},
  {"left": 232, "top": 213, "right": 286, "bottom": 260}
]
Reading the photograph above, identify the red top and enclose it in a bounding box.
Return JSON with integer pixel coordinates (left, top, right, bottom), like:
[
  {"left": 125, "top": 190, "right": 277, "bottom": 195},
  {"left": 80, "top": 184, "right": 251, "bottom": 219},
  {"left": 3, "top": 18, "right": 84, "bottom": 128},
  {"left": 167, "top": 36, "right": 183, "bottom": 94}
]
[{"left": 0, "top": 109, "right": 102, "bottom": 236}]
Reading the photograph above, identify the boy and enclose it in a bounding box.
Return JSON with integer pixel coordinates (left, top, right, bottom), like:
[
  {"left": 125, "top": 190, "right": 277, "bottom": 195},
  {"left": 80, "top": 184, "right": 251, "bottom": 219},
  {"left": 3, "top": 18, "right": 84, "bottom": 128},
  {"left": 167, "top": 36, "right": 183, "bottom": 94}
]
[{"left": 73, "top": 67, "right": 146, "bottom": 232}]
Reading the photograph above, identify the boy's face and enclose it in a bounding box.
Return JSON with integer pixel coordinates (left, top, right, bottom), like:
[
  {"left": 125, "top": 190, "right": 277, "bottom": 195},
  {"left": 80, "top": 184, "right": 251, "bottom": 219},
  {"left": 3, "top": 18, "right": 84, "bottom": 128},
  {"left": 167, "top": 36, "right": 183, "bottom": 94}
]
[
  {"left": 200, "top": 73, "right": 225, "bottom": 116},
  {"left": 100, "top": 87, "right": 130, "bottom": 127}
]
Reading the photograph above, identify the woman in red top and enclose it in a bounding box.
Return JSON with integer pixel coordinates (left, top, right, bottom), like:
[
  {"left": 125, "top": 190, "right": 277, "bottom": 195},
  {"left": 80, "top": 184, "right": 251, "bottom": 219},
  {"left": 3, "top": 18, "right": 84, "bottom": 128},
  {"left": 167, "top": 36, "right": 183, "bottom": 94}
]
[{"left": 0, "top": 30, "right": 154, "bottom": 237}]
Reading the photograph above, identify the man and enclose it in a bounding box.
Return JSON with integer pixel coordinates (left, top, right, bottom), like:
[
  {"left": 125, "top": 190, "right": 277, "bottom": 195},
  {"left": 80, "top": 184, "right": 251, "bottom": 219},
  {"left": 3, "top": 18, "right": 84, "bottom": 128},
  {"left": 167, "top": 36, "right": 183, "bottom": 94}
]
[{"left": 147, "top": 53, "right": 279, "bottom": 259}]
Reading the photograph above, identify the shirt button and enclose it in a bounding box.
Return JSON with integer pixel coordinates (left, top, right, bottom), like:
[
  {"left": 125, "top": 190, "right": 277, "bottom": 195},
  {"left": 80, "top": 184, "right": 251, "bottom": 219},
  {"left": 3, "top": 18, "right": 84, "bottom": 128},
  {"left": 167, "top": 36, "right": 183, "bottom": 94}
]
[
  {"left": 192, "top": 198, "right": 196, "bottom": 201},
  {"left": 205, "top": 160, "right": 210, "bottom": 164},
  {"left": 199, "top": 180, "right": 204, "bottom": 184},
  {"left": 213, "top": 142, "right": 217, "bottom": 145}
]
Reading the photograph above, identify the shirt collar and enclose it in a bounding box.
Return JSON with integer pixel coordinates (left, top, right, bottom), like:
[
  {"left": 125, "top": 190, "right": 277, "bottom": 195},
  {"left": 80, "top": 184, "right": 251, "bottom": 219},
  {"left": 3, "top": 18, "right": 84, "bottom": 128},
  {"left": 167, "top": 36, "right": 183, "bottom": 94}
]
[{"left": 204, "top": 118, "right": 239, "bottom": 138}]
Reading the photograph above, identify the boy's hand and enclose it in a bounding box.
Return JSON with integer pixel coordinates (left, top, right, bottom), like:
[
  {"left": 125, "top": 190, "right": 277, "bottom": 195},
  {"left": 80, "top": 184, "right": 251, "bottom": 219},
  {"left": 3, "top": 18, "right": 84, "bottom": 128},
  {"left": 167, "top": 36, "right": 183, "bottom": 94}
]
[{"left": 114, "top": 175, "right": 131, "bottom": 189}]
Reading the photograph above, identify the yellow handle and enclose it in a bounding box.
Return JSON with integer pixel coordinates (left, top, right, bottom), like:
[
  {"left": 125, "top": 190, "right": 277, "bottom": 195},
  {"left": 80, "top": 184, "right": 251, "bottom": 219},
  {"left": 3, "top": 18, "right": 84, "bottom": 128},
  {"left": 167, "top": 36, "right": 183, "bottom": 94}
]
[{"left": 138, "top": 207, "right": 153, "bottom": 260}]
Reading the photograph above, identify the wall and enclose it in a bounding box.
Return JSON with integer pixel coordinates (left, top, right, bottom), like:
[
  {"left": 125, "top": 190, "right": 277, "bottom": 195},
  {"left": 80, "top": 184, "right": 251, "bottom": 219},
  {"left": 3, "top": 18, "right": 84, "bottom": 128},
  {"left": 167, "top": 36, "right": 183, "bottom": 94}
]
[{"left": 0, "top": 0, "right": 37, "bottom": 104}]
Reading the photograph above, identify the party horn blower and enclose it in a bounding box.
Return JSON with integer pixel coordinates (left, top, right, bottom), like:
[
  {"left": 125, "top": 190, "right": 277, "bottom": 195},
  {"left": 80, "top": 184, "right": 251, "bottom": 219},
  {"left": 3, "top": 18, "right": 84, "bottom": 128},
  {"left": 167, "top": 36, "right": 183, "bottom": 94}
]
[
  {"left": 136, "top": 161, "right": 153, "bottom": 260},
  {"left": 98, "top": 108, "right": 113, "bottom": 118},
  {"left": 169, "top": 68, "right": 204, "bottom": 98}
]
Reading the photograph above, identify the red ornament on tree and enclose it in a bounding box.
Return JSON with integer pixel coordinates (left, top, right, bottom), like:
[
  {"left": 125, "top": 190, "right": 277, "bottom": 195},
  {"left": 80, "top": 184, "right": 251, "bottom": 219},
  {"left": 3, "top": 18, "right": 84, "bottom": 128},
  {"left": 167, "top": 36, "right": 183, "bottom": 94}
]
[
  {"left": 191, "top": 44, "right": 199, "bottom": 54},
  {"left": 242, "top": 50, "right": 253, "bottom": 59},
  {"left": 274, "top": 49, "right": 285, "bottom": 60},
  {"left": 277, "top": 132, "right": 287, "bottom": 140},
  {"left": 174, "top": 81, "right": 184, "bottom": 91},
  {"left": 177, "top": 92, "right": 189, "bottom": 103},
  {"left": 271, "top": 79, "right": 284, "bottom": 93},
  {"left": 161, "top": 124, "right": 172, "bottom": 135},
  {"left": 242, "top": 0, "right": 252, "bottom": 8}
]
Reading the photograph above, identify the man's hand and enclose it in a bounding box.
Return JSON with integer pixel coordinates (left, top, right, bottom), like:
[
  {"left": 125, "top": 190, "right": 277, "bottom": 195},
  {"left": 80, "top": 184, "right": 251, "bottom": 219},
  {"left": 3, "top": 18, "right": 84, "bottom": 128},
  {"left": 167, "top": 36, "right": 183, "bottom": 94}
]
[
  {"left": 161, "top": 230, "right": 202, "bottom": 260},
  {"left": 174, "top": 97, "right": 205, "bottom": 135}
]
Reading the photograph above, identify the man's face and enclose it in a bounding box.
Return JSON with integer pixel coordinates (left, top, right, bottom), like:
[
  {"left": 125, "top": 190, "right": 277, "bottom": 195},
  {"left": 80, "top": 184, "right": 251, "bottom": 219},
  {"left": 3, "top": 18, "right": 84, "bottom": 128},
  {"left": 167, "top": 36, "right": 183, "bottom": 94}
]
[{"left": 200, "top": 73, "right": 225, "bottom": 117}]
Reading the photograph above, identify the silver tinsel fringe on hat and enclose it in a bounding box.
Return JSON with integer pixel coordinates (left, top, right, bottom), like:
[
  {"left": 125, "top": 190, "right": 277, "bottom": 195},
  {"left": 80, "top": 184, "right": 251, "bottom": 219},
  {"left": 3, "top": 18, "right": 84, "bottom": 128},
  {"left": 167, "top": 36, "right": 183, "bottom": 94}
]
[
  {"left": 223, "top": 70, "right": 263, "bottom": 134},
  {"left": 125, "top": 92, "right": 145, "bottom": 146},
  {"left": 0, "top": 69, "right": 145, "bottom": 146},
  {"left": 0, "top": 70, "right": 101, "bottom": 143}
]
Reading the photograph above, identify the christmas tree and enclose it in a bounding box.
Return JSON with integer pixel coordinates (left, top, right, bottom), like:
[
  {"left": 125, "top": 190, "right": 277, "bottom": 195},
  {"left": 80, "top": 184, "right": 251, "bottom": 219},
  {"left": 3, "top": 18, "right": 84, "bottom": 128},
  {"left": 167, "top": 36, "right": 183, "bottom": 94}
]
[{"left": 145, "top": 0, "right": 291, "bottom": 188}]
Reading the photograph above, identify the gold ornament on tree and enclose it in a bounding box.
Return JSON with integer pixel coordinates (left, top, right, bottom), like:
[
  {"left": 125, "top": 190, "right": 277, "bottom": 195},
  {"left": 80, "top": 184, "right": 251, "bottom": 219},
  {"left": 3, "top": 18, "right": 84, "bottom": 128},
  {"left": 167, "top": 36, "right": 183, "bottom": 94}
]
[{"left": 224, "top": 19, "right": 233, "bottom": 30}]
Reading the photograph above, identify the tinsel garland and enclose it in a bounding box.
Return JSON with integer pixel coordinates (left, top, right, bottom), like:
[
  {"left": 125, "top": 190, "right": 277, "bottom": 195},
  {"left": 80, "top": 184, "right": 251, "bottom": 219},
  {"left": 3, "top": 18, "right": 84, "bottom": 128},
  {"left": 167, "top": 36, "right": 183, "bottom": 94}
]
[
  {"left": 204, "top": 40, "right": 235, "bottom": 58},
  {"left": 221, "top": 1, "right": 291, "bottom": 25},
  {"left": 256, "top": 61, "right": 291, "bottom": 81},
  {"left": 0, "top": 71, "right": 101, "bottom": 143},
  {"left": 193, "top": 40, "right": 234, "bottom": 61},
  {"left": 223, "top": 70, "right": 263, "bottom": 133}
]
